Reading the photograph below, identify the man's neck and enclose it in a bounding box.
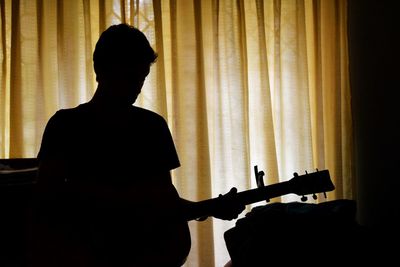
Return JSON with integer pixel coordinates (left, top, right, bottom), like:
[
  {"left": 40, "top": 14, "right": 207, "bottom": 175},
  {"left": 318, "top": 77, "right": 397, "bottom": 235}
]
[{"left": 89, "top": 85, "right": 133, "bottom": 110}]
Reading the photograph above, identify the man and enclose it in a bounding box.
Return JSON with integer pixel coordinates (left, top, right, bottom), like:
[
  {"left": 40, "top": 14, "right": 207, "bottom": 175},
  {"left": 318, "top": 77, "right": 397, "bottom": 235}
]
[{"left": 33, "top": 24, "right": 244, "bottom": 267}]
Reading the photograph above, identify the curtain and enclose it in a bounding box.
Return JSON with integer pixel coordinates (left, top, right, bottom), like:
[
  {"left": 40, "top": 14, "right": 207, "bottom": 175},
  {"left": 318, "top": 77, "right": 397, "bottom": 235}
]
[{"left": 0, "top": 0, "right": 353, "bottom": 266}]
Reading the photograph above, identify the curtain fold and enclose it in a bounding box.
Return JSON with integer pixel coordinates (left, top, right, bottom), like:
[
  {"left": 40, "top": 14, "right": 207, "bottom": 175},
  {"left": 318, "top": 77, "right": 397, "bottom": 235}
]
[{"left": 0, "top": 0, "right": 353, "bottom": 266}]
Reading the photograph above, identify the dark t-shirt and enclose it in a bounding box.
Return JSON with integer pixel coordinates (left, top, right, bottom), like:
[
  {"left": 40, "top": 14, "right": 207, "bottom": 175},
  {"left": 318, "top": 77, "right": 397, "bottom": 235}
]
[{"left": 38, "top": 103, "right": 180, "bottom": 184}]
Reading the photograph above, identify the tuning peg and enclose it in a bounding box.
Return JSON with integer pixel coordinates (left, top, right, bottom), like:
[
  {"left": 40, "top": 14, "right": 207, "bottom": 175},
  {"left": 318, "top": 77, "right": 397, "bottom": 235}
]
[
  {"left": 257, "top": 171, "right": 265, "bottom": 188},
  {"left": 323, "top": 192, "right": 327, "bottom": 198},
  {"left": 293, "top": 172, "right": 299, "bottom": 177},
  {"left": 312, "top": 193, "right": 317, "bottom": 200},
  {"left": 254, "top": 165, "right": 265, "bottom": 188},
  {"left": 301, "top": 195, "right": 308, "bottom": 202},
  {"left": 305, "top": 170, "right": 308, "bottom": 174}
]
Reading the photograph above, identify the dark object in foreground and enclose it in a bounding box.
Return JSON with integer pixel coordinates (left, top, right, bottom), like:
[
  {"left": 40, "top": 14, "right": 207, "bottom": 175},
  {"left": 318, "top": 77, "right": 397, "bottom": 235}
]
[{"left": 224, "top": 199, "right": 378, "bottom": 266}]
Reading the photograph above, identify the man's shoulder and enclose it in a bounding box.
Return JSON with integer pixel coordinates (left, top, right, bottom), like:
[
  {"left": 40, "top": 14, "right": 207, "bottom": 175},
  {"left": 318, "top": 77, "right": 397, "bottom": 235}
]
[
  {"left": 131, "top": 106, "right": 167, "bottom": 123},
  {"left": 52, "top": 103, "right": 86, "bottom": 116},
  {"left": 56, "top": 103, "right": 99, "bottom": 117},
  {"left": 46, "top": 104, "right": 89, "bottom": 128}
]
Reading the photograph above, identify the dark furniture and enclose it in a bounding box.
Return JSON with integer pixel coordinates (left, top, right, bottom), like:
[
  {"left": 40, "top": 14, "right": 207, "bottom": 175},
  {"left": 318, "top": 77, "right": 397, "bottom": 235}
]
[{"left": 0, "top": 158, "right": 38, "bottom": 267}]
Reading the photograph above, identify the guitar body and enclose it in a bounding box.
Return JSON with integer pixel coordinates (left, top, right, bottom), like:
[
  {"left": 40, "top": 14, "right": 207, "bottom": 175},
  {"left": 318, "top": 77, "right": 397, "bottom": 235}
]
[
  {"left": 31, "top": 187, "right": 192, "bottom": 267},
  {"left": 150, "top": 218, "right": 191, "bottom": 267},
  {"left": 84, "top": 204, "right": 192, "bottom": 267},
  {"left": 76, "top": 197, "right": 192, "bottom": 267}
]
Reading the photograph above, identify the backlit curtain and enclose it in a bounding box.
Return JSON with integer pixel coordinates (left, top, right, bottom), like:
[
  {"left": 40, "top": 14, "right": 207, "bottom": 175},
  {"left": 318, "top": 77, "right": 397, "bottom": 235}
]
[{"left": 0, "top": 0, "right": 352, "bottom": 266}]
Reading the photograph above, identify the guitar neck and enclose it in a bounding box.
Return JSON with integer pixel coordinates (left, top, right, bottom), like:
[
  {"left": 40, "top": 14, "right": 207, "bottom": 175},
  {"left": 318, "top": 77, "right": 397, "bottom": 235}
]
[
  {"left": 235, "top": 181, "right": 291, "bottom": 205},
  {"left": 186, "top": 181, "right": 291, "bottom": 221},
  {"left": 185, "top": 169, "right": 334, "bottom": 221}
]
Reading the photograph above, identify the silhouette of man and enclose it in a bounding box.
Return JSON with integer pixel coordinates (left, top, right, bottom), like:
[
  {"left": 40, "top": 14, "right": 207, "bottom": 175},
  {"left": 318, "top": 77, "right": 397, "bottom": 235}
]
[{"left": 33, "top": 24, "right": 244, "bottom": 267}]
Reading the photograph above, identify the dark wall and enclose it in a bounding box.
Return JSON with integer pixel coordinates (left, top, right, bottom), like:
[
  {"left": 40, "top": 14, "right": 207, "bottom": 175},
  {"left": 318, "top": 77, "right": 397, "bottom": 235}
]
[{"left": 348, "top": 0, "right": 400, "bottom": 231}]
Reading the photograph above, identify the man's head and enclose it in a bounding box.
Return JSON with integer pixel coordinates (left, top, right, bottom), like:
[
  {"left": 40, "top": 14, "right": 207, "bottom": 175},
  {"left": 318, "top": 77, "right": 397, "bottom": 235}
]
[{"left": 93, "top": 24, "right": 157, "bottom": 104}]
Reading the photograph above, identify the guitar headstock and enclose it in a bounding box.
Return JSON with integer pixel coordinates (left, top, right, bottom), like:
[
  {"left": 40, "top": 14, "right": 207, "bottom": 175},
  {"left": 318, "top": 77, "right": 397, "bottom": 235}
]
[{"left": 289, "top": 170, "right": 335, "bottom": 199}]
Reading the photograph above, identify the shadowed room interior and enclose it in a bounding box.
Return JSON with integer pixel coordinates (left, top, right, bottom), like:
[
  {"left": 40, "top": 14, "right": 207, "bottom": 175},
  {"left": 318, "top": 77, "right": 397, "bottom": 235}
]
[{"left": 1, "top": 0, "right": 400, "bottom": 266}]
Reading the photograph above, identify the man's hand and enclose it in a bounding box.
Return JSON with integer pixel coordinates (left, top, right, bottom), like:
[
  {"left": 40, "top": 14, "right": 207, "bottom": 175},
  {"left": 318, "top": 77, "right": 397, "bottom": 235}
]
[{"left": 212, "top": 187, "right": 245, "bottom": 221}]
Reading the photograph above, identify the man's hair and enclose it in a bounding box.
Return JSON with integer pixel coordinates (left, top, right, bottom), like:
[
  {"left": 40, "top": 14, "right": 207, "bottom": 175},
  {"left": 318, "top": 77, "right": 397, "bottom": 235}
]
[{"left": 93, "top": 24, "right": 158, "bottom": 80}]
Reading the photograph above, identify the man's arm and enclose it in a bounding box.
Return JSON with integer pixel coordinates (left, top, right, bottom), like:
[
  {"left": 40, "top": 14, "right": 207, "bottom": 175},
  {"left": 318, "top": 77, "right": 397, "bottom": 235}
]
[{"left": 180, "top": 187, "right": 245, "bottom": 221}]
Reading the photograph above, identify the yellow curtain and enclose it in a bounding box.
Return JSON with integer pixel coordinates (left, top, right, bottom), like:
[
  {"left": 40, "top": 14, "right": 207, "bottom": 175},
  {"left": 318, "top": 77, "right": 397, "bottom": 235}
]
[{"left": 0, "top": 0, "right": 353, "bottom": 266}]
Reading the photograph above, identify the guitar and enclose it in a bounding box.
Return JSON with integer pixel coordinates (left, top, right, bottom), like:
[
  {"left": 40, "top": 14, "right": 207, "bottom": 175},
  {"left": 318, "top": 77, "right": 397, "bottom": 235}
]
[
  {"left": 31, "top": 167, "right": 334, "bottom": 267},
  {"left": 146, "top": 169, "right": 335, "bottom": 266},
  {"left": 185, "top": 169, "right": 335, "bottom": 221}
]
